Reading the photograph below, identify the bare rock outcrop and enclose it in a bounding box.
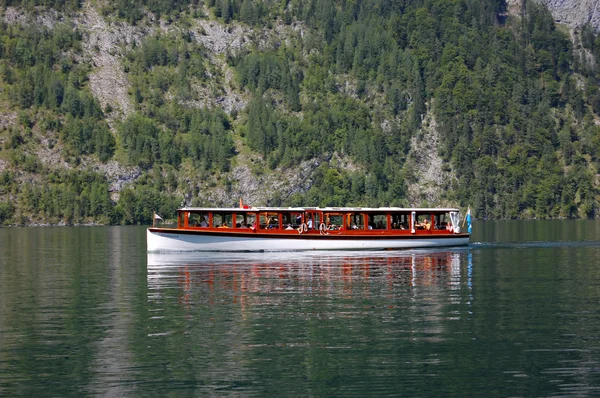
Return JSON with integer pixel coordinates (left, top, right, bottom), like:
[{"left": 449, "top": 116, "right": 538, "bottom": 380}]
[
  {"left": 507, "top": 0, "right": 600, "bottom": 31},
  {"left": 194, "top": 155, "right": 320, "bottom": 208},
  {"left": 75, "top": 2, "right": 141, "bottom": 121},
  {"left": 406, "top": 111, "right": 456, "bottom": 206},
  {"left": 540, "top": 0, "right": 600, "bottom": 31}
]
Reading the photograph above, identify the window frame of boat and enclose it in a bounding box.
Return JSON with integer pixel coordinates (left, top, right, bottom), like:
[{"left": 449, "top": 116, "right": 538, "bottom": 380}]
[
  {"left": 233, "top": 211, "right": 253, "bottom": 229},
  {"left": 304, "top": 210, "right": 321, "bottom": 231},
  {"left": 433, "top": 213, "right": 441, "bottom": 230},
  {"left": 233, "top": 212, "right": 243, "bottom": 228},
  {"left": 187, "top": 211, "right": 210, "bottom": 228},
  {"left": 390, "top": 213, "right": 410, "bottom": 230},
  {"left": 345, "top": 212, "right": 366, "bottom": 230},
  {"left": 323, "top": 212, "right": 344, "bottom": 231},
  {"left": 415, "top": 212, "right": 427, "bottom": 230},
  {"left": 280, "top": 211, "right": 303, "bottom": 230},
  {"left": 259, "top": 212, "right": 280, "bottom": 230},
  {"left": 246, "top": 212, "right": 257, "bottom": 229},
  {"left": 368, "top": 213, "right": 388, "bottom": 230},
  {"left": 212, "top": 212, "right": 234, "bottom": 228},
  {"left": 433, "top": 211, "right": 453, "bottom": 231},
  {"left": 406, "top": 211, "right": 454, "bottom": 232}
]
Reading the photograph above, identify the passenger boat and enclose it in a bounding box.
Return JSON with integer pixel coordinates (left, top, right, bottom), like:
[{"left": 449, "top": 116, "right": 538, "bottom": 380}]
[{"left": 147, "top": 206, "right": 470, "bottom": 252}]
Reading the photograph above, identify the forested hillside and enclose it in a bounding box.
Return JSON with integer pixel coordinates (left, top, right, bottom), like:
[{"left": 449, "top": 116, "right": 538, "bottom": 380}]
[{"left": 0, "top": 0, "right": 599, "bottom": 225}]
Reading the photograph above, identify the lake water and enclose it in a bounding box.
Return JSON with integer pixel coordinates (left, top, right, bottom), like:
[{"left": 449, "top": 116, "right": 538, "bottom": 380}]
[{"left": 1, "top": 220, "right": 600, "bottom": 396}]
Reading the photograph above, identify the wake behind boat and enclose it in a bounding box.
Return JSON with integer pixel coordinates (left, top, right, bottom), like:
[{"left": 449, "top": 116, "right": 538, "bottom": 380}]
[{"left": 147, "top": 206, "right": 470, "bottom": 252}]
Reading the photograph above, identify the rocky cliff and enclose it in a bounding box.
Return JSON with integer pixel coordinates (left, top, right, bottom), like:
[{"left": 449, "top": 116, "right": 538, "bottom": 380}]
[
  {"left": 508, "top": 0, "right": 600, "bottom": 31},
  {"left": 542, "top": 0, "right": 600, "bottom": 31}
]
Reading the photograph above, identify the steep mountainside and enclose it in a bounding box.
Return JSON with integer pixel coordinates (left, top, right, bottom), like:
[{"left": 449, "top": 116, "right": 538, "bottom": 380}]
[
  {"left": 0, "top": 0, "right": 599, "bottom": 225},
  {"left": 541, "top": 0, "right": 600, "bottom": 31}
]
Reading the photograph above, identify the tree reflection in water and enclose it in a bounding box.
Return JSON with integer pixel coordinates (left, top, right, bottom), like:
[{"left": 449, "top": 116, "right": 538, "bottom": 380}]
[{"left": 147, "top": 250, "right": 472, "bottom": 311}]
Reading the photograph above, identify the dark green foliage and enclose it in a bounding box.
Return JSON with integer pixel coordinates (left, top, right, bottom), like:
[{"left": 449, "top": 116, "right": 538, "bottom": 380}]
[
  {"left": 0, "top": 0, "right": 82, "bottom": 12},
  {"left": 19, "top": 170, "right": 112, "bottom": 223},
  {"left": 2, "top": 0, "right": 600, "bottom": 223},
  {"left": 187, "top": 107, "right": 234, "bottom": 172},
  {"left": 226, "top": 0, "right": 598, "bottom": 217},
  {"left": 123, "top": 33, "right": 234, "bottom": 172},
  {"left": 0, "top": 200, "right": 14, "bottom": 225},
  {"left": 0, "top": 21, "right": 112, "bottom": 162},
  {"left": 10, "top": 150, "right": 41, "bottom": 173},
  {"left": 115, "top": 184, "right": 180, "bottom": 224},
  {"left": 105, "top": 0, "right": 193, "bottom": 23},
  {"left": 61, "top": 117, "right": 115, "bottom": 162},
  {"left": 119, "top": 113, "right": 171, "bottom": 168},
  {"left": 235, "top": 51, "right": 302, "bottom": 109}
]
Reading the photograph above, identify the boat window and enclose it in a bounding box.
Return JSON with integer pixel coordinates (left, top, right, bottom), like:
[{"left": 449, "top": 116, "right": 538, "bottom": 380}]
[
  {"left": 324, "top": 213, "right": 343, "bottom": 230},
  {"left": 391, "top": 213, "right": 409, "bottom": 230},
  {"left": 246, "top": 213, "right": 257, "bottom": 228},
  {"left": 434, "top": 212, "right": 452, "bottom": 230},
  {"left": 281, "top": 212, "right": 303, "bottom": 229},
  {"left": 260, "top": 212, "right": 280, "bottom": 230},
  {"left": 234, "top": 213, "right": 246, "bottom": 228},
  {"left": 415, "top": 213, "right": 432, "bottom": 230},
  {"left": 213, "top": 213, "right": 233, "bottom": 228},
  {"left": 188, "top": 212, "right": 209, "bottom": 227},
  {"left": 368, "top": 213, "right": 387, "bottom": 230},
  {"left": 303, "top": 212, "right": 321, "bottom": 230},
  {"left": 347, "top": 213, "right": 365, "bottom": 230}
]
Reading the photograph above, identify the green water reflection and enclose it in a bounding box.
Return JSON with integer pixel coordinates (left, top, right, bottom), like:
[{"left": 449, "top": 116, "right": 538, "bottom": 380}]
[{"left": 0, "top": 221, "right": 599, "bottom": 396}]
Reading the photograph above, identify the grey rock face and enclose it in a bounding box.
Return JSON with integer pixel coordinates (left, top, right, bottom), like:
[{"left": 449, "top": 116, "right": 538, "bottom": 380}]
[
  {"left": 543, "top": 0, "right": 600, "bottom": 30},
  {"left": 508, "top": 0, "right": 600, "bottom": 31}
]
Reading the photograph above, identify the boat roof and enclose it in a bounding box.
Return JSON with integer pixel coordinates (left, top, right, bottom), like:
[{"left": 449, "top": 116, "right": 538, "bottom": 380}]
[{"left": 179, "top": 206, "right": 461, "bottom": 212}]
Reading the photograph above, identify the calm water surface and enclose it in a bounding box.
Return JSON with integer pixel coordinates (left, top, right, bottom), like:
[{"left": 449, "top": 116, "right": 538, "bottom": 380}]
[{"left": 1, "top": 221, "right": 600, "bottom": 396}]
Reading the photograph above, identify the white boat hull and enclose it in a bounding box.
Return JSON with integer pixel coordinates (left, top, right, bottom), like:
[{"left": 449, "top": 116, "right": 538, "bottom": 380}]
[{"left": 147, "top": 229, "right": 470, "bottom": 252}]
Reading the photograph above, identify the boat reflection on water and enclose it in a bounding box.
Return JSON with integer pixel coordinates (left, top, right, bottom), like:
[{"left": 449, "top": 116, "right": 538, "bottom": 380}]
[{"left": 147, "top": 249, "right": 474, "bottom": 309}]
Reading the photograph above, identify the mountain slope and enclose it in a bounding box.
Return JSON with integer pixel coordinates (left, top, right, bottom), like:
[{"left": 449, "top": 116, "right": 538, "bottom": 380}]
[{"left": 0, "top": 0, "right": 599, "bottom": 225}]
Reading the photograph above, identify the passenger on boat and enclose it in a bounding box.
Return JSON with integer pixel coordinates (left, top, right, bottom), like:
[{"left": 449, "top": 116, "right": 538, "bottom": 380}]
[
  {"left": 307, "top": 217, "right": 313, "bottom": 230},
  {"left": 351, "top": 223, "right": 358, "bottom": 230},
  {"left": 285, "top": 224, "right": 294, "bottom": 230},
  {"left": 418, "top": 219, "right": 431, "bottom": 230},
  {"left": 200, "top": 217, "right": 208, "bottom": 227}
]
